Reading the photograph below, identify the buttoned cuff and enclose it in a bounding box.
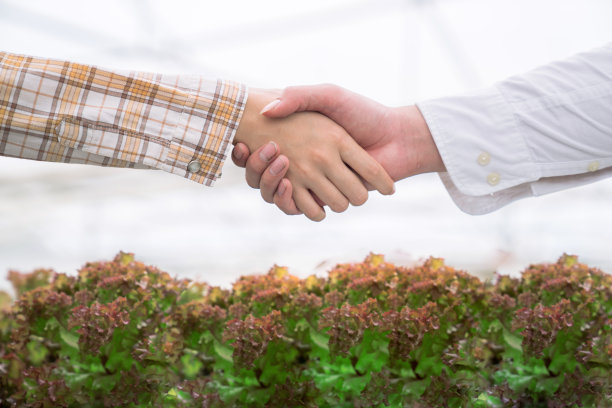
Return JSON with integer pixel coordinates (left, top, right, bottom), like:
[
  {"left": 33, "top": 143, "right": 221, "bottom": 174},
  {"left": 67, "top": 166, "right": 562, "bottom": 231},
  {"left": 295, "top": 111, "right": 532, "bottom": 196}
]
[
  {"left": 418, "top": 86, "right": 541, "bottom": 196},
  {"left": 417, "top": 87, "right": 541, "bottom": 214},
  {"left": 162, "top": 79, "right": 248, "bottom": 186}
]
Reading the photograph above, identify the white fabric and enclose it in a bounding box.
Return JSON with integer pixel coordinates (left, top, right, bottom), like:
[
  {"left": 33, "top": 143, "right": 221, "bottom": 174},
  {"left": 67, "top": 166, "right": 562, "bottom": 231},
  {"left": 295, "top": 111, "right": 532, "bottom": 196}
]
[{"left": 417, "top": 43, "right": 612, "bottom": 215}]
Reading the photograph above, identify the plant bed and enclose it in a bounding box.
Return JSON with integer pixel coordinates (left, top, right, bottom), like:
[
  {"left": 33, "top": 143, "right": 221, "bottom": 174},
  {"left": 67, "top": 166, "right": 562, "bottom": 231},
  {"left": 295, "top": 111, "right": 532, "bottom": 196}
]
[{"left": 0, "top": 252, "right": 610, "bottom": 407}]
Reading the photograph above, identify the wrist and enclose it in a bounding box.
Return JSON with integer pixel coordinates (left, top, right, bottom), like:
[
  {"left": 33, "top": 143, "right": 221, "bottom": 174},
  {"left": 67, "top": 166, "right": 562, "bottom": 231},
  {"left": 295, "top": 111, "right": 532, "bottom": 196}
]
[
  {"left": 234, "top": 88, "right": 279, "bottom": 146},
  {"left": 393, "top": 105, "right": 445, "bottom": 178}
]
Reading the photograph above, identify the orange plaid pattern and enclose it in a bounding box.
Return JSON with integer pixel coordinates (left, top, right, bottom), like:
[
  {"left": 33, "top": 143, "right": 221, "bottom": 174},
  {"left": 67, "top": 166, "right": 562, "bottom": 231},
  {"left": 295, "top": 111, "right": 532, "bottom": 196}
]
[{"left": 0, "top": 52, "right": 247, "bottom": 186}]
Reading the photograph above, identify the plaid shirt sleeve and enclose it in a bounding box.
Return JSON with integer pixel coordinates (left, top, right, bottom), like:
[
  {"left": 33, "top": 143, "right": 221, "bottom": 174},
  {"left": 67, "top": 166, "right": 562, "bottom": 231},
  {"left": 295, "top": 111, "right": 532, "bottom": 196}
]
[{"left": 0, "top": 52, "right": 247, "bottom": 186}]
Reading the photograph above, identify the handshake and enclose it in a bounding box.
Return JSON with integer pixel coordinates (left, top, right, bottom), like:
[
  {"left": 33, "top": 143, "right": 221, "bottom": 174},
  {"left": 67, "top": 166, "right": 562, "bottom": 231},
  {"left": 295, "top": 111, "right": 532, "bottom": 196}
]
[
  {"left": 2, "top": 46, "right": 604, "bottom": 217},
  {"left": 231, "top": 85, "right": 445, "bottom": 221}
]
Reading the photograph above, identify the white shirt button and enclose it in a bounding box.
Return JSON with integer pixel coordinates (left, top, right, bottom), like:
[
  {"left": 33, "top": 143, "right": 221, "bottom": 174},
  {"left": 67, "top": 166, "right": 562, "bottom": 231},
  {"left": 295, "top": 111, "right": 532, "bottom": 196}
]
[
  {"left": 587, "top": 161, "right": 600, "bottom": 172},
  {"left": 487, "top": 172, "right": 500, "bottom": 186},
  {"left": 477, "top": 152, "right": 491, "bottom": 166},
  {"left": 187, "top": 160, "right": 202, "bottom": 173}
]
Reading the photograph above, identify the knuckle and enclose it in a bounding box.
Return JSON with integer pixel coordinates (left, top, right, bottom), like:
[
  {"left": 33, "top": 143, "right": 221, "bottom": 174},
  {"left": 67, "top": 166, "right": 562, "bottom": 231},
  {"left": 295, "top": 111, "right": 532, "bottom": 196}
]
[
  {"left": 321, "top": 83, "right": 339, "bottom": 95},
  {"left": 365, "top": 162, "right": 384, "bottom": 180},
  {"left": 310, "top": 149, "right": 333, "bottom": 167},
  {"left": 321, "top": 83, "right": 346, "bottom": 105},
  {"left": 336, "top": 133, "right": 355, "bottom": 153},
  {"left": 369, "top": 162, "right": 383, "bottom": 177},
  {"left": 290, "top": 160, "right": 310, "bottom": 174},
  {"left": 283, "top": 85, "right": 299, "bottom": 96},
  {"left": 329, "top": 129, "right": 345, "bottom": 144},
  {"left": 311, "top": 152, "right": 327, "bottom": 166}
]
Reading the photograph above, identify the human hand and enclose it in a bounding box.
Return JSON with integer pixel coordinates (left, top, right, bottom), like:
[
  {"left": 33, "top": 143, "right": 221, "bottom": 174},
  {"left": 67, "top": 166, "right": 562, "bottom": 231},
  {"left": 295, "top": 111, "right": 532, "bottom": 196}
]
[
  {"left": 232, "top": 84, "right": 444, "bottom": 213},
  {"left": 233, "top": 88, "right": 395, "bottom": 221}
]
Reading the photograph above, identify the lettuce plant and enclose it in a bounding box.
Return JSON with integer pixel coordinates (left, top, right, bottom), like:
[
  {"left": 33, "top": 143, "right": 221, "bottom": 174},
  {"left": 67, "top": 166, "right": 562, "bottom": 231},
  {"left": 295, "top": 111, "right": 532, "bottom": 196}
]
[{"left": 0, "top": 253, "right": 610, "bottom": 407}]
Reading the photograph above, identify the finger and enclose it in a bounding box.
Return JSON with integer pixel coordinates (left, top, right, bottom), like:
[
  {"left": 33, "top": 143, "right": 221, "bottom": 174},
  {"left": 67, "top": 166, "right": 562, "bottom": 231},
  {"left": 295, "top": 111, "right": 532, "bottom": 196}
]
[
  {"left": 245, "top": 142, "right": 279, "bottom": 189},
  {"left": 325, "top": 166, "right": 369, "bottom": 206},
  {"left": 260, "top": 84, "right": 347, "bottom": 118},
  {"left": 310, "top": 191, "right": 326, "bottom": 208},
  {"left": 293, "top": 186, "right": 326, "bottom": 222},
  {"left": 340, "top": 140, "right": 395, "bottom": 196},
  {"left": 273, "top": 178, "right": 302, "bottom": 215},
  {"left": 231, "top": 143, "right": 250, "bottom": 167},
  {"left": 307, "top": 178, "right": 349, "bottom": 214},
  {"left": 260, "top": 155, "right": 289, "bottom": 203}
]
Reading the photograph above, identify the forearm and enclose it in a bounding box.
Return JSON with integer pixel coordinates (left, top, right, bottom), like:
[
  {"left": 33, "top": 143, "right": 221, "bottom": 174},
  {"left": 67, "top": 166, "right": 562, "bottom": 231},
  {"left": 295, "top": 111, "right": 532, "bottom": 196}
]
[{"left": 0, "top": 51, "right": 247, "bottom": 186}]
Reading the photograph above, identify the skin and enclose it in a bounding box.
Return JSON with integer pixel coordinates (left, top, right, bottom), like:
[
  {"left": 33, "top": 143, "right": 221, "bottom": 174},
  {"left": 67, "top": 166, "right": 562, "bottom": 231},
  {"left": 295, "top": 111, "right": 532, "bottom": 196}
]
[
  {"left": 232, "top": 84, "right": 444, "bottom": 216},
  {"left": 233, "top": 88, "right": 395, "bottom": 221}
]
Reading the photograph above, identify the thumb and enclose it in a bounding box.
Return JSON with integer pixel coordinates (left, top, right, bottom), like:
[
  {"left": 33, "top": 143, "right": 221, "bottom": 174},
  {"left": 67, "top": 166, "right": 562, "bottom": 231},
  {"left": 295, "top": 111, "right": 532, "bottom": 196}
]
[
  {"left": 260, "top": 84, "right": 341, "bottom": 118},
  {"left": 259, "top": 98, "right": 294, "bottom": 118}
]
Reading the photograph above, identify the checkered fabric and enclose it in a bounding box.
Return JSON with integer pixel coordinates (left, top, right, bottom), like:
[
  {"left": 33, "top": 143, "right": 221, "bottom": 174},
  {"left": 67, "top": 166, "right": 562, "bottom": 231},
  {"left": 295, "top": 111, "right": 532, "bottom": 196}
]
[{"left": 0, "top": 52, "right": 247, "bottom": 186}]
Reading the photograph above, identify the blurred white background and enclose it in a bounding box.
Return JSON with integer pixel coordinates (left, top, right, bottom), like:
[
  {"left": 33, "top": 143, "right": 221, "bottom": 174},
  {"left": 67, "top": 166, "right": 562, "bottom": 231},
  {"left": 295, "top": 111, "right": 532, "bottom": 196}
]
[{"left": 1, "top": 0, "right": 611, "bottom": 294}]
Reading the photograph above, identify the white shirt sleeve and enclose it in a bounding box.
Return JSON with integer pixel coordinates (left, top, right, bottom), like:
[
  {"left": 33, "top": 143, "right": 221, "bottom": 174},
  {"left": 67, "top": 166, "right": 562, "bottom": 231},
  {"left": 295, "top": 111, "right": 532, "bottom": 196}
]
[{"left": 416, "top": 43, "right": 612, "bottom": 215}]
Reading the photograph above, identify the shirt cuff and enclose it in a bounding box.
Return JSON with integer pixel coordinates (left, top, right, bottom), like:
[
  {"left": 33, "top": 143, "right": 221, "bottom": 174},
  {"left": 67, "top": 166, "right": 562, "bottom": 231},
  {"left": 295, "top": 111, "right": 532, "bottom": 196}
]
[
  {"left": 417, "top": 87, "right": 542, "bottom": 214},
  {"left": 436, "top": 172, "right": 532, "bottom": 215},
  {"left": 162, "top": 78, "right": 248, "bottom": 186},
  {"left": 417, "top": 86, "right": 540, "bottom": 197}
]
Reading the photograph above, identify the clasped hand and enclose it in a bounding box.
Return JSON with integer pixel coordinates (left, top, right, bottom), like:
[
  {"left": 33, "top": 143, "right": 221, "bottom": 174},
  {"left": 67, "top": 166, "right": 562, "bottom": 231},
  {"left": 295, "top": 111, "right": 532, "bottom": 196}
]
[
  {"left": 233, "top": 88, "right": 395, "bottom": 221},
  {"left": 233, "top": 86, "right": 444, "bottom": 221}
]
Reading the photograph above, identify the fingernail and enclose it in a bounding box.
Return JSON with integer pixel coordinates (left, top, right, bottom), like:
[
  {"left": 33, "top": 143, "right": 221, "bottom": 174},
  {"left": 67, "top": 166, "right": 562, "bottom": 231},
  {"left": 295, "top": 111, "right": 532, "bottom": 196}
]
[
  {"left": 233, "top": 148, "right": 244, "bottom": 161},
  {"left": 260, "top": 99, "right": 281, "bottom": 115},
  {"left": 259, "top": 142, "right": 277, "bottom": 162},
  {"left": 269, "top": 157, "right": 286, "bottom": 176},
  {"left": 277, "top": 179, "right": 287, "bottom": 196}
]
